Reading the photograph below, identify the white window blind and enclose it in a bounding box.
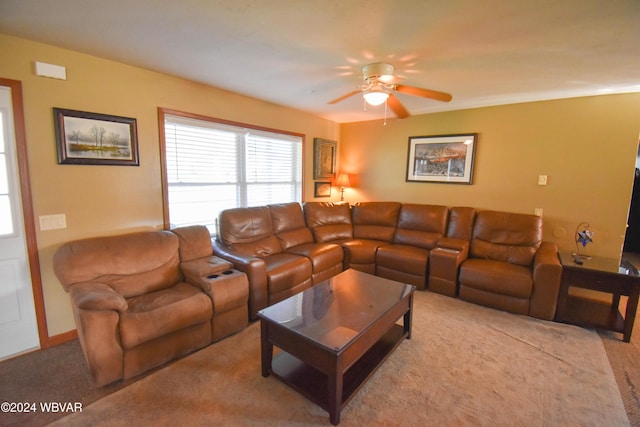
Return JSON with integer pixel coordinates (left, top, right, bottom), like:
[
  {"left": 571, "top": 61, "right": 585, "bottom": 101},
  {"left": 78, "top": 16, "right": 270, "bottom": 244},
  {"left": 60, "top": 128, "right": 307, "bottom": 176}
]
[{"left": 163, "top": 113, "right": 303, "bottom": 233}]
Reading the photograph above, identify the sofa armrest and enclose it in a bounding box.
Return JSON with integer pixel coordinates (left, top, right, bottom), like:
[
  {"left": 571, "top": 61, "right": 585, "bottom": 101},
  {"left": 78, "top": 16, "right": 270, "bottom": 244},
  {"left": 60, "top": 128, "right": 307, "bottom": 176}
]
[
  {"left": 68, "top": 283, "right": 126, "bottom": 386},
  {"left": 212, "top": 239, "right": 269, "bottom": 319},
  {"left": 529, "top": 241, "right": 562, "bottom": 320},
  {"left": 436, "top": 237, "right": 470, "bottom": 258},
  {"left": 429, "top": 247, "right": 468, "bottom": 297},
  {"left": 181, "top": 256, "right": 234, "bottom": 289},
  {"left": 69, "top": 282, "right": 128, "bottom": 313}
]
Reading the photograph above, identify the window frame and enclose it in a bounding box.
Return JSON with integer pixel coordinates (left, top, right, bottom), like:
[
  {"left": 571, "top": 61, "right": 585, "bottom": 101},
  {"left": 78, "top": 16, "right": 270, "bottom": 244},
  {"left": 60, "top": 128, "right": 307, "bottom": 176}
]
[{"left": 158, "top": 107, "right": 305, "bottom": 231}]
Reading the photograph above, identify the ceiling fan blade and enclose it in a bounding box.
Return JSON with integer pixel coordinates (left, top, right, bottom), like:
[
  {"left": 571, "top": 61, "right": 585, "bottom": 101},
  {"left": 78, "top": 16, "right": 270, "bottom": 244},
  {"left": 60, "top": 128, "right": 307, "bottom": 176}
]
[
  {"left": 395, "top": 84, "right": 452, "bottom": 102},
  {"left": 328, "top": 90, "right": 361, "bottom": 104},
  {"left": 387, "top": 94, "right": 410, "bottom": 119}
]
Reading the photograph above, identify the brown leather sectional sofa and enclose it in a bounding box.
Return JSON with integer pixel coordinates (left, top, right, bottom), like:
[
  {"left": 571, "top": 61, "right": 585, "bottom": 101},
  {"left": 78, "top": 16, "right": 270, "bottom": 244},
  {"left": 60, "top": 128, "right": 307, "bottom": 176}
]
[
  {"left": 53, "top": 202, "right": 562, "bottom": 387},
  {"left": 214, "top": 201, "right": 563, "bottom": 322}
]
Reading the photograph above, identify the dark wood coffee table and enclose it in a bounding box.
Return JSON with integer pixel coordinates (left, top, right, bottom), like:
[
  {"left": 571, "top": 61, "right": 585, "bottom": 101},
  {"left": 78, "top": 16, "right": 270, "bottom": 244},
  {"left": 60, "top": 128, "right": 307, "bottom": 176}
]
[
  {"left": 555, "top": 251, "right": 640, "bottom": 342},
  {"left": 257, "top": 269, "right": 415, "bottom": 425}
]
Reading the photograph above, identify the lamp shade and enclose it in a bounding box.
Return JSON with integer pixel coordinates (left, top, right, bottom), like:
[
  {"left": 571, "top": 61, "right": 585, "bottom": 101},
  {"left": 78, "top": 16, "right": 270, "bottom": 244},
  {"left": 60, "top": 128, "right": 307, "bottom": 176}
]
[{"left": 336, "top": 173, "right": 351, "bottom": 187}]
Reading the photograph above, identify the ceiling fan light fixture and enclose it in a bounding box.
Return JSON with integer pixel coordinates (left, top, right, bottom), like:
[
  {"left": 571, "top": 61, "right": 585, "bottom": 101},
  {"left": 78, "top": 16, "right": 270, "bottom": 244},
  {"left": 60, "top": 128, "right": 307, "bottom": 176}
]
[{"left": 363, "top": 90, "right": 389, "bottom": 106}]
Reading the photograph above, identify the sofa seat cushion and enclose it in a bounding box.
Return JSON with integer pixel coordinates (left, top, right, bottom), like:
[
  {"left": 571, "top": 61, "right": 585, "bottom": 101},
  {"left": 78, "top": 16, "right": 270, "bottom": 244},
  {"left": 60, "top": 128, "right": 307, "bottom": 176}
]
[
  {"left": 459, "top": 258, "right": 532, "bottom": 299},
  {"left": 285, "top": 243, "right": 343, "bottom": 273},
  {"left": 264, "top": 253, "right": 313, "bottom": 294},
  {"left": 376, "top": 244, "right": 429, "bottom": 276},
  {"left": 119, "top": 282, "right": 213, "bottom": 349},
  {"left": 341, "top": 239, "right": 386, "bottom": 265}
]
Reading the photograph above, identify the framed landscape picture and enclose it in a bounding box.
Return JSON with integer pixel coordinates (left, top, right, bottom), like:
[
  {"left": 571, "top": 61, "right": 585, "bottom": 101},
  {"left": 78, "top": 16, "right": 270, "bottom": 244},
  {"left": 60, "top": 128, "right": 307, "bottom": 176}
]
[
  {"left": 406, "top": 133, "right": 477, "bottom": 184},
  {"left": 53, "top": 108, "right": 139, "bottom": 166}
]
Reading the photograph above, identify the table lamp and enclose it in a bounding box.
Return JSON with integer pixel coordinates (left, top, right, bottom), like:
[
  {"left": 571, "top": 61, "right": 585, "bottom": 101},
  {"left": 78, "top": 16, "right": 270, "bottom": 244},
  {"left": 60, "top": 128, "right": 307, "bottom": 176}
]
[{"left": 335, "top": 173, "right": 351, "bottom": 202}]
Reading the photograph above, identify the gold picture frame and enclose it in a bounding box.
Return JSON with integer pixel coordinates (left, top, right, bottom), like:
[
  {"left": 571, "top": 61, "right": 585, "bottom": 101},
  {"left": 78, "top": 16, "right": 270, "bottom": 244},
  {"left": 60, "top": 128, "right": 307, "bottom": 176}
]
[
  {"left": 313, "top": 138, "right": 336, "bottom": 180},
  {"left": 314, "top": 181, "right": 332, "bottom": 198}
]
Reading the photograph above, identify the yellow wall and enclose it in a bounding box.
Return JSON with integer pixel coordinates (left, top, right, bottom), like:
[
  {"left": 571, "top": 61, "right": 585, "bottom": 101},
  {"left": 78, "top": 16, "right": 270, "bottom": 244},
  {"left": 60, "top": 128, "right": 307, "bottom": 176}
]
[
  {"left": 0, "top": 34, "right": 339, "bottom": 336},
  {"left": 340, "top": 94, "right": 640, "bottom": 259}
]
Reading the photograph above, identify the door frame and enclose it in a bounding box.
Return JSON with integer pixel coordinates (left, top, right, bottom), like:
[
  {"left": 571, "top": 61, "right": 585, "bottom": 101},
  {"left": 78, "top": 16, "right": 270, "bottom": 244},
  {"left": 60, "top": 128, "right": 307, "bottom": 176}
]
[{"left": 1, "top": 77, "right": 49, "bottom": 350}]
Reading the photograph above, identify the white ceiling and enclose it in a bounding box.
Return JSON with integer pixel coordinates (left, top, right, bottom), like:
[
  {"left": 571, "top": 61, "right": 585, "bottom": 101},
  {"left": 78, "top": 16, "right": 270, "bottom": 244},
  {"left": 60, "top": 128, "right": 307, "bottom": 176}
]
[{"left": 1, "top": 0, "right": 639, "bottom": 123}]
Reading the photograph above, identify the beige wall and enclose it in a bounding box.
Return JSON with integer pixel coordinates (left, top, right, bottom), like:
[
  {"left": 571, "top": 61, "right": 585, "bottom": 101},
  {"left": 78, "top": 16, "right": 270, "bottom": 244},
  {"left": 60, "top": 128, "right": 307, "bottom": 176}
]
[
  {"left": 0, "top": 34, "right": 339, "bottom": 336},
  {"left": 340, "top": 93, "right": 640, "bottom": 259}
]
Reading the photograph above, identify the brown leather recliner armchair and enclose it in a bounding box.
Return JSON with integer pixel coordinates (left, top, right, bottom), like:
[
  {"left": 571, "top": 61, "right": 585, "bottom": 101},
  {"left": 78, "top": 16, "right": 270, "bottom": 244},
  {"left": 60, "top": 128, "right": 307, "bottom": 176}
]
[
  {"left": 376, "top": 203, "right": 449, "bottom": 289},
  {"left": 457, "top": 210, "right": 562, "bottom": 320},
  {"left": 54, "top": 227, "right": 247, "bottom": 386},
  {"left": 213, "top": 205, "right": 313, "bottom": 319}
]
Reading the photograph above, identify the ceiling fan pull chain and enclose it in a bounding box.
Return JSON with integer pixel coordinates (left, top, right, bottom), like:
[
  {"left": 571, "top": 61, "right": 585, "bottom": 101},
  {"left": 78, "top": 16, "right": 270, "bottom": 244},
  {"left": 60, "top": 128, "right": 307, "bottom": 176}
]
[{"left": 384, "top": 99, "right": 388, "bottom": 126}]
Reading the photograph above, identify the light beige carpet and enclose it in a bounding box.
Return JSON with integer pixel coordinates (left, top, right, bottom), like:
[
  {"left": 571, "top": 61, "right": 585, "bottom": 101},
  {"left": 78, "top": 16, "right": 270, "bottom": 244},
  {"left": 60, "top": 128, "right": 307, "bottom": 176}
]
[{"left": 52, "top": 292, "right": 629, "bottom": 426}]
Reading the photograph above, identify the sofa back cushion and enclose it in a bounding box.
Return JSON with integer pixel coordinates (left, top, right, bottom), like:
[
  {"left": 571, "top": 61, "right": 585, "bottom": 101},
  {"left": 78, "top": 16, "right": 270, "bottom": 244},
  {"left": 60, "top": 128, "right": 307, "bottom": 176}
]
[
  {"left": 303, "top": 202, "right": 353, "bottom": 243},
  {"left": 351, "top": 202, "right": 401, "bottom": 242},
  {"left": 269, "top": 202, "right": 314, "bottom": 250},
  {"left": 446, "top": 207, "right": 477, "bottom": 240},
  {"left": 470, "top": 210, "right": 542, "bottom": 267},
  {"left": 394, "top": 204, "right": 448, "bottom": 249},
  {"left": 171, "top": 225, "right": 213, "bottom": 262},
  {"left": 53, "top": 230, "right": 182, "bottom": 298},
  {"left": 217, "top": 206, "right": 281, "bottom": 257}
]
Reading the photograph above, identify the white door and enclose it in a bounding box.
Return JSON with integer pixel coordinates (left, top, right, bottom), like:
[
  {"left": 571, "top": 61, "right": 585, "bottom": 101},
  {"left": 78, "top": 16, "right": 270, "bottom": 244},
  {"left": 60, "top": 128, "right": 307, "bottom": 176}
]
[{"left": 0, "top": 85, "right": 39, "bottom": 359}]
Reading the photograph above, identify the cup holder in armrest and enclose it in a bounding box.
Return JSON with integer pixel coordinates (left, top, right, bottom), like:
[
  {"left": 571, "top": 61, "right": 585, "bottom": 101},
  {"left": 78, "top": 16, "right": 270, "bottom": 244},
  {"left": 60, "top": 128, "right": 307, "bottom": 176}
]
[{"left": 207, "top": 270, "right": 234, "bottom": 279}]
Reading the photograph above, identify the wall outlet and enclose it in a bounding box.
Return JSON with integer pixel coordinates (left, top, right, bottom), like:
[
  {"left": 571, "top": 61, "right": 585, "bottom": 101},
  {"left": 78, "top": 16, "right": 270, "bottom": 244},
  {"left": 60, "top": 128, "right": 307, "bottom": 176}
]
[
  {"left": 534, "top": 208, "right": 543, "bottom": 217},
  {"left": 538, "top": 175, "right": 548, "bottom": 185},
  {"left": 39, "top": 214, "right": 67, "bottom": 230}
]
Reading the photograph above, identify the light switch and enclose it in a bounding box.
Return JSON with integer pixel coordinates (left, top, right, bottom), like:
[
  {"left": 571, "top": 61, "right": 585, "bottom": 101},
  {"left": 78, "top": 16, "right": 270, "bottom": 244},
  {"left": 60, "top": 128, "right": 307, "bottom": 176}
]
[
  {"left": 538, "top": 175, "right": 548, "bottom": 185},
  {"left": 39, "top": 214, "right": 67, "bottom": 230}
]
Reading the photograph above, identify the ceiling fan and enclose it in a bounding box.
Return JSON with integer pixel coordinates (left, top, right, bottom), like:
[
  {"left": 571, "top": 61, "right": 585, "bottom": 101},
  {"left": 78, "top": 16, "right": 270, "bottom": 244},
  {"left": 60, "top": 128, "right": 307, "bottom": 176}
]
[{"left": 328, "top": 62, "right": 452, "bottom": 118}]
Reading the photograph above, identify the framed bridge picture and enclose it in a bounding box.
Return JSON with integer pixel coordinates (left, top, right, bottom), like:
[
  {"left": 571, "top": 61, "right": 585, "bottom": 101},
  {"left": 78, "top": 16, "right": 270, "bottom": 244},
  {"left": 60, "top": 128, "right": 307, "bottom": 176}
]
[
  {"left": 406, "top": 133, "right": 477, "bottom": 184},
  {"left": 53, "top": 108, "right": 139, "bottom": 166}
]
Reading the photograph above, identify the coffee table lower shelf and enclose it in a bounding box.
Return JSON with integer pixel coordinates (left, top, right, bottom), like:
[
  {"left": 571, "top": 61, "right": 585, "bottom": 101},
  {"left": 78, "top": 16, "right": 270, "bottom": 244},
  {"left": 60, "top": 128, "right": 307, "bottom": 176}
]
[{"left": 269, "top": 324, "right": 406, "bottom": 418}]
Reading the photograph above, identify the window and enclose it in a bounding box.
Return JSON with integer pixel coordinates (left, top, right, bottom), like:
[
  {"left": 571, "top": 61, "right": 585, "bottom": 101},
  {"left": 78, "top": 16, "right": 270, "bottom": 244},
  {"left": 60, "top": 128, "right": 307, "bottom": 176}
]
[
  {"left": 159, "top": 109, "right": 303, "bottom": 233},
  {"left": 0, "top": 104, "right": 15, "bottom": 236}
]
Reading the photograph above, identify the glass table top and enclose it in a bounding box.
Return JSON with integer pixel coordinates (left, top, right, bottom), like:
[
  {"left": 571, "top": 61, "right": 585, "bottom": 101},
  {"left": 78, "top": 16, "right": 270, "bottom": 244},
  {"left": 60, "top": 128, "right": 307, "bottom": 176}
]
[
  {"left": 257, "top": 269, "right": 415, "bottom": 352},
  {"left": 559, "top": 251, "right": 639, "bottom": 277}
]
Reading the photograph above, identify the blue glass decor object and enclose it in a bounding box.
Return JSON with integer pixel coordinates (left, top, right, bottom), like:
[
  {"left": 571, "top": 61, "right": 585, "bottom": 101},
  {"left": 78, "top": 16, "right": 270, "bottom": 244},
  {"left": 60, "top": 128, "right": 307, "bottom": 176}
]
[{"left": 575, "top": 222, "right": 594, "bottom": 258}]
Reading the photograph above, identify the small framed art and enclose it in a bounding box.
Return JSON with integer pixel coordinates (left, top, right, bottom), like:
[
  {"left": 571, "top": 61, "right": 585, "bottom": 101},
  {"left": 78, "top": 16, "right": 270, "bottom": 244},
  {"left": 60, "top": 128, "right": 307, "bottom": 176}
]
[{"left": 314, "top": 181, "right": 332, "bottom": 198}]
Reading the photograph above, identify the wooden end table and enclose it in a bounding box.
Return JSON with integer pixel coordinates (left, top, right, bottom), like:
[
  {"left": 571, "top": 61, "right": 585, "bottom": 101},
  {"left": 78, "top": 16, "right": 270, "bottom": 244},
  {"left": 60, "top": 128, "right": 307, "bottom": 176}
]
[
  {"left": 555, "top": 251, "right": 640, "bottom": 342},
  {"left": 257, "top": 269, "right": 415, "bottom": 425}
]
